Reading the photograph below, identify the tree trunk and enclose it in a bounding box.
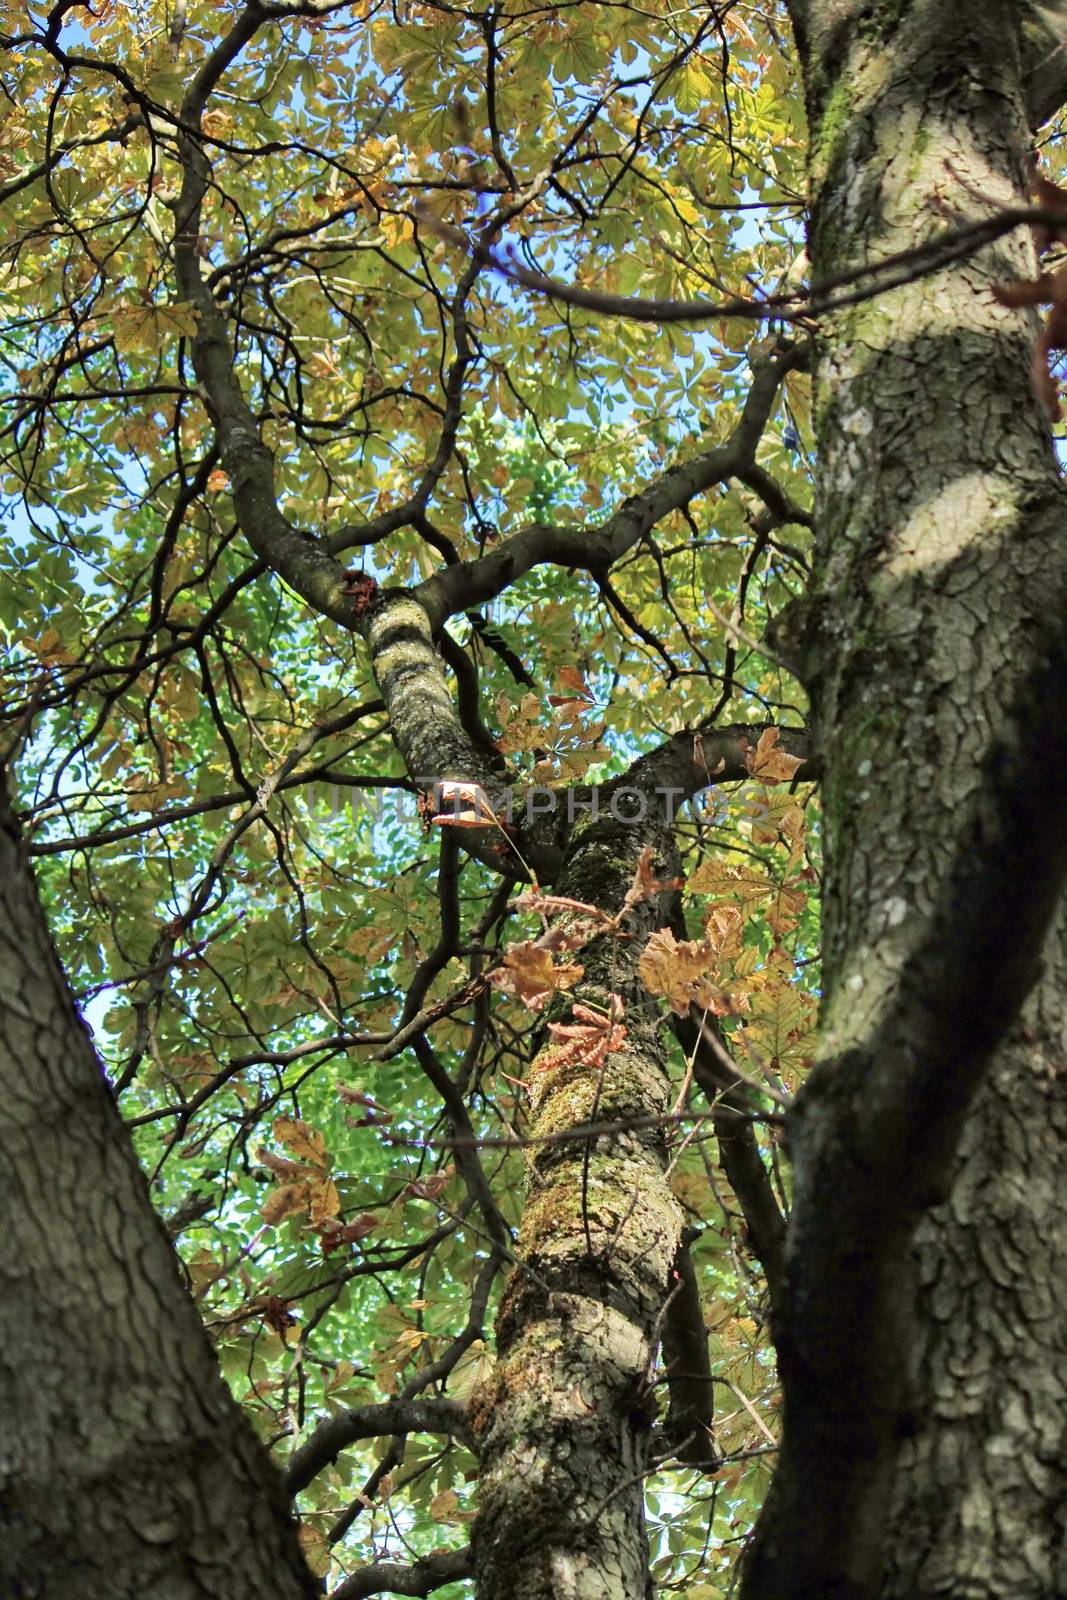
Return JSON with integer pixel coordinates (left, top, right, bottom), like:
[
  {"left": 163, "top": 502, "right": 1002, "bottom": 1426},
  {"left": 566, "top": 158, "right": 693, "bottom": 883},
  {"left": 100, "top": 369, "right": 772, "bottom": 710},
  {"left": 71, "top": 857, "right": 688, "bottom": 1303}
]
[
  {"left": 0, "top": 788, "right": 316, "bottom": 1600},
  {"left": 471, "top": 809, "right": 684, "bottom": 1599},
  {"left": 744, "top": 3, "right": 1067, "bottom": 1595},
  {"left": 883, "top": 953, "right": 1067, "bottom": 1599}
]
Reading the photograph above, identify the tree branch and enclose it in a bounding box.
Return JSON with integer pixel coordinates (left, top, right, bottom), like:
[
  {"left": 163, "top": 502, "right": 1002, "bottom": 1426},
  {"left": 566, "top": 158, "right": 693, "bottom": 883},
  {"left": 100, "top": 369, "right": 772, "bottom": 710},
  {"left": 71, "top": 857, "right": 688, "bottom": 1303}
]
[
  {"left": 284, "top": 1399, "right": 472, "bottom": 1496},
  {"left": 0, "top": 784, "right": 318, "bottom": 1598},
  {"left": 416, "top": 199, "right": 1055, "bottom": 327},
  {"left": 673, "top": 1011, "right": 787, "bottom": 1306},
  {"left": 0, "top": 112, "right": 142, "bottom": 206},
  {"left": 165, "top": 12, "right": 813, "bottom": 901},
  {"left": 1023, "top": 1, "right": 1067, "bottom": 126},
  {"left": 172, "top": 8, "right": 370, "bottom": 629},
  {"left": 782, "top": 0, "right": 809, "bottom": 56},
  {"left": 329, "top": 1545, "right": 472, "bottom": 1600},
  {"left": 414, "top": 338, "right": 810, "bottom": 627},
  {"left": 660, "top": 1232, "right": 720, "bottom": 1469},
  {"left": 616, "top": 721, "right": 815, "bottom": 806}
]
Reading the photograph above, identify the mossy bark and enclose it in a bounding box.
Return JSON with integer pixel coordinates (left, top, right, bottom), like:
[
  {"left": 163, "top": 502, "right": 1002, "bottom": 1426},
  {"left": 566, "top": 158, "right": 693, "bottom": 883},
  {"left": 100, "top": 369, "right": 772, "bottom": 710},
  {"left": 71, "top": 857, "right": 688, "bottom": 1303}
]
[{"left": 472, "top": 814, "right": 684, "bottom": 1599}]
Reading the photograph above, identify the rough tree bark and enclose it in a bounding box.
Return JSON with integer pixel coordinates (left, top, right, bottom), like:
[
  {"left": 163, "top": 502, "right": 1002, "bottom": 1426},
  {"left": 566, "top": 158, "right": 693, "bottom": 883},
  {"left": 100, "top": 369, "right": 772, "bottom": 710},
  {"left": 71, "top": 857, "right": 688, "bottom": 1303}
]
[
  {"left": 743, "top": 3, "right": 1067, "bottom": 1597},
  {"left": 0, "top": 786, "right": 317, "bottom": 1600}
]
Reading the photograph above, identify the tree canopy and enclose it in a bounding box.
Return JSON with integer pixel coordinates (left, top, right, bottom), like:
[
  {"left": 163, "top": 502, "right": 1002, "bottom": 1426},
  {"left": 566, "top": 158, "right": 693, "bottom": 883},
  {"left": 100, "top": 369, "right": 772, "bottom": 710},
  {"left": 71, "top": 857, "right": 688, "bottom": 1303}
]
[{"left": 3, "top": 2, "right": 1067, "bottom": 1598}]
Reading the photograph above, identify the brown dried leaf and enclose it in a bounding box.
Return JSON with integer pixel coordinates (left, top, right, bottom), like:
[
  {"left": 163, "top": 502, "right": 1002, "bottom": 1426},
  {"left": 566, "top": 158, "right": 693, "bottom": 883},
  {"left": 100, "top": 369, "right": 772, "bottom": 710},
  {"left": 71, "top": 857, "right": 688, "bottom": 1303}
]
[
  {"left": 431, "top": 809, "right": 493, "bottom": 828},
  {"left": 404, "top": 1166, "right": 455, "bottom": 1201},
  {"left": 319, "top": 1212, "right": 379, "bottom": 1254},
  {"left": 297, "top": 1524, "right": 331, "bottom": 1580},
  {"left": 431, "top": 780, "right": 496, "bottom": 828},
  {"left": 557, "top": 664, "right": 595, "bottom": 699},
  {"left": 336, "top": 1083, "right": 390, "bottom": 1113},
  {"left": 638, "top": 928, "right": 729, "bottom": 1018},
  {"left": 536, "top": 915, "right": 600, "bottom": 953},
  {"left": 261, "top": 1183, "right": 310, "bottom": 1226},
  {"left": 428, "top": 1489, "right": 463, "bottom": 1524},
  {"left": 540, "top": 999, "right": 627, "bottom": 1074},
  {"left": 490, "top": 941, "right": 584, "bottom": 1010},
  {"left": 257, "top": 1147, "right": 312, "bottom": 1181},
  {"left": 623, "top": 844, "right": 684, "bottom": 911},
  {"left": 743, "top": 728, "right": 805, "bottom": 785}
]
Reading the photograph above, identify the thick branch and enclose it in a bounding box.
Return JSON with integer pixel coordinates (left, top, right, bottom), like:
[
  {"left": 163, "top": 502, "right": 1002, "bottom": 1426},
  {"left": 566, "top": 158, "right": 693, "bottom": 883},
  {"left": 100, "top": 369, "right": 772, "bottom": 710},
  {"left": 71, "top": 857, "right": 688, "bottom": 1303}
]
[
  {"left": 745, "top": 607, "right": 1067, "bottom": 1592},
  {"left": 782, "top": 0, "right": 809, "bottom": 57},
  {"left": 172, "top": 8, "right": 369, "bottom": 630},
  {"left": 1023, "top": 1, "right": 1067, "bottom": 126},
  {"left": 285, "top": 1399, "right": 472, "bottom": 1496},
  {"left": 419, "top": 200, "right": 1064, "bottom": 329},
  {"left": 743, "top": 5, "right": 1067, "bottom": 1592},
  {"left": 356, "top": 590, "right": 556, "bottom": 878},
  {"left": 474, "top": 816, "right": 686, "bottom": 1597},
  {"left": 414, "top": 338, "right": 809, "bottom": 627},
  {"left": 673, "top": 1012, "right": 787, "bottom": 1307},
  {"left": 330, "top": 1545, "right": 472, "bottom": 1600},
  {"left": 660, "top": 1233, "right": 719, "bottom": 1469},
  {"left": 618, "top": 721, "right": 814, "bottom": 806}
]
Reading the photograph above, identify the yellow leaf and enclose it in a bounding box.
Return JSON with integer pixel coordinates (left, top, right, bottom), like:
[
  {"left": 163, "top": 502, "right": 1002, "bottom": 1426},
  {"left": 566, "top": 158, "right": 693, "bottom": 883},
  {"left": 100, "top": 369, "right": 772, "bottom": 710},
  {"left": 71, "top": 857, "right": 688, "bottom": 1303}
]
[
  {"left": 111, "top": 301, "right": 197, "bottom": 354},
  {"left": 297, "top": 1524, "right": 331, "bottom": 1580},
  {"left": 307, "top": 1176, "right": 341, "bottom": 1225},
  {"left": 323, "top": 1359, "right": 357, "bottom": 1394},
  {"left": 703, "top": 903, "right": 744, "bottom": 962},
  {"left": 428, "top": 1489, "right": 462, "bottom": 1524},
  {"left": 379, "top": 211, "right": 414, "bottom": 249},
  {"left": 731, "top": 946, "right": 760, "bottom": 979},
  {"left": 449, "top": 1338, "right": 497, "bottom": 1399},
  {"left": 201, "top": 109, "right": 234, "bottom": 140},
  {"left": 767, "top": 879, "right": 808, "bottom": 938},
  {"left": 274, "top": 1116, "right": 328, "bottom": 1167},
  {"left": 347, "top": 924, "right": 394, "bottom": 962},
  {"left": 748, "top": 790, "right": 805, "bottom": 847},
  {"left": 688, "top": 859, "right": 773, "bottom": 906}
]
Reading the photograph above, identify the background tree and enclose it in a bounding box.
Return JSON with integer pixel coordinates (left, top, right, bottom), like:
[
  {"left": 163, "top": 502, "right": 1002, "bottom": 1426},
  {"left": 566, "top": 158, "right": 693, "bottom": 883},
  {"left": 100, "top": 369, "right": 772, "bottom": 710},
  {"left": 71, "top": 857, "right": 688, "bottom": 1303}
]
[{"left": 1, "top": 2, "right": 1065, "bottom": 1598}]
